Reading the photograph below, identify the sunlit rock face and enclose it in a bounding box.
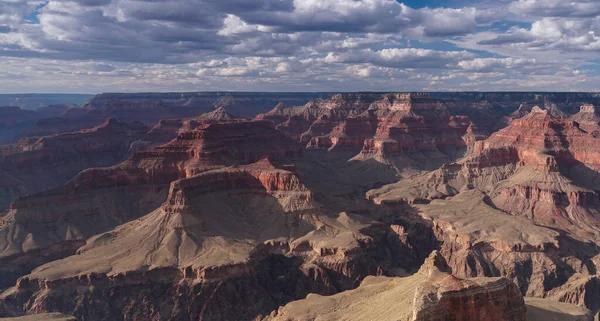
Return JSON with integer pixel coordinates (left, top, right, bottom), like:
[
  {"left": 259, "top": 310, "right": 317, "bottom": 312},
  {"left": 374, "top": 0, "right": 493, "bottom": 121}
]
[{"left": 3, "top": 93, "right": 600, "bottom": 321}]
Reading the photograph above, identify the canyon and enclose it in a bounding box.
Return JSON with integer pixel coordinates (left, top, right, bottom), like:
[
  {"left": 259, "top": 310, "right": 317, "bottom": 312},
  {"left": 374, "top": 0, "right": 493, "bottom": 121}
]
[{"left": 1, "top": 92, "right": 600, "bottom": 321}]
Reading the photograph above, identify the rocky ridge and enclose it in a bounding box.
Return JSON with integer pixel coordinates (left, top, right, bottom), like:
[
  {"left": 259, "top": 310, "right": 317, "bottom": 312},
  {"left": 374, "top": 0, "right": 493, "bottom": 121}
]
[
  {"left": 0, "top": 120, "right": 302, "bottom": 289},
  {"left": 257, "top": 93, "right": 481, "bottom": 171},
  {"left": 0, "top": 118, "right": 148, "bottom": 210},
  {"left": 368, "top": 106, "right": 600, "bottom": 232},
  {"left": 367, "top": 106, "right": 600, "bottom": 313},
  {"left": 0, "top": 158, "right": 422, "bottom": 320},
  {"left": 264, "top": 251, "right": 527, "bottom": 321},
  {"left": 3, "top": 93, "right": 600, "bottom": 320}
]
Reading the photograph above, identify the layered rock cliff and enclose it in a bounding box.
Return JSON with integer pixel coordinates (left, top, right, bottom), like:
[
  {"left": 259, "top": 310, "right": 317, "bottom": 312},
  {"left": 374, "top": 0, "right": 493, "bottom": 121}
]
[
  {"left": 366, "top": 106, "right": 600, "bottom": 313},
  {"left": 3, "top": 92, "right": 600, "bottom": 321},
  {"left": 0, "top": 118, "right": 148, "bottom": 210},
  {"left": 0, "top": 120, "right": 302, "bottom": 289},
  {"left": 570, "top": 104, "right": 600, "bottom": 136},
  {"left": 140, "top": 107, "right": 247, "bottom": 148},
  {"left": 0, "top": 159, "right": 424, "bottom": 321},
  {"left": 264, "top": 251, "right": 527, "bottom": 321},
  {"left": 368, "top": 107, "right": 600, "bottom": 232},
  {"left": 258, "top": 93, "right": 482, "bottom": 171}
]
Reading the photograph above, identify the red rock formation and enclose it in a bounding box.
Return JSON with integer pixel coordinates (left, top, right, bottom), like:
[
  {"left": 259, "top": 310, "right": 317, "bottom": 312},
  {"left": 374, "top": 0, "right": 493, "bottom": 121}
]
[
  {"left": 256, "top": 94, "right": 377, "bottom": 143},
  {"left": 0, "top": 120, "right": 302, "bottom": 289},
  {"left": 136, "top": 107, "right": 248, "bottom": 150},
  {"left": 264, "top": 251, "right": 527, "bottom": 321},
  {"left": 0, "top": 159, "right": 421, "bottom": 321},
  {"left": 258, "top": 93, "right": 481, "bottom": 168},
  {"left": 367, "top": 107, "right": 600, "bottom": 314},
  {"left": 4, "top": 92, "right": 600, "bottom": 321},
  {"left": 570, "top": 104, "right": 600, "bottom": 136},
  {"left": 369, "top": 107, "right": 600, "bottom": 230},
  {"left": 0, "top": 118, "right": 148, "bottom": 209}
]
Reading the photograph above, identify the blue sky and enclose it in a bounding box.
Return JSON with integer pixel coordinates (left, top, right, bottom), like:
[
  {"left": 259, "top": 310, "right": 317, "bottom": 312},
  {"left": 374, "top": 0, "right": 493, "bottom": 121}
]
[{"left": 0, "top": 0, "right": 599, "bottom": 93}]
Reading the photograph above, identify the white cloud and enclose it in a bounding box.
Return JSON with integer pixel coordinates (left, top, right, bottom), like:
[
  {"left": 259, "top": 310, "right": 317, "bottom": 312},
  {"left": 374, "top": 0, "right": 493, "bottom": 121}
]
[
  {"left": 479, "top": 17, "right": 600, "bottom": 52},
  {"left": 0, "top": 0, "right": 599, "bottom": 92},
  {"left": 509, "top": 0, "right": 600, "bottom": 18},
  {"left": 458, "top": 57, "right": 536, "bottom": 72},
  {"left": 325, "top": 48, "right": 475, "bottom": 69}
]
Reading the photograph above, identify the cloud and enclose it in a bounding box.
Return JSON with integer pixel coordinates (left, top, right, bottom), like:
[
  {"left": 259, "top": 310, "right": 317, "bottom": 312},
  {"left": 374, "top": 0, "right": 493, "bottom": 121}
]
[
  {"left": 458, "top": 57, "right": 536, "bottom": 72},
  {"left": 509, "top": 0, "right": 600, "bottom": 18},
  {"left": 325, "top": 48, "right": 475, "bottom": 69},
  {"left": 478, "top": 17, "right": 600, "bottom": 52},
  {"left": 0, "top": 1, "right": 45, "bottom": 26},
  {"left": 0, "top": 0, "right": 599, "bottom": 92},
  {"left": 0, "top": 0, "right": 494, "bottom": 63}
]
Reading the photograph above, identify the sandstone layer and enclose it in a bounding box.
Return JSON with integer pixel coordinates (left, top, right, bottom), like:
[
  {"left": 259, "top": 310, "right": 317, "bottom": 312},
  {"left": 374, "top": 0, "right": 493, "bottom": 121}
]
[
  {"left": 0, "top": 118, "right": 148, "bottom": 209},
  {"left": 264, "top": 251, "right": 527, "bottom": 321},
  {"left": 0, "top": 120, "right": 302, "bottom": 289},
  {"left": 257, "top": 93, "right": 482, "bottom": 172},
  {"left": 2, "top": 93, "right": 600, "bottom": 321},
  {"left": 368, "top": 107, "right": 600, "bottom": 233},
  {"left": 0, "top": 159, "right": 422, "bottom": 320}
]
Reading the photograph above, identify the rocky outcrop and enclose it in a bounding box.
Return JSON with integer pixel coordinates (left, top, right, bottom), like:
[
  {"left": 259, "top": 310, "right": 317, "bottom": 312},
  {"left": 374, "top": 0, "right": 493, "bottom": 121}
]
[
  {"left": 4, "top": 92, "right": 600, "bottom": 321},
  {"left": 264, "top": 251, "right": 526, "bottom": 321},
  {"left": 366, "top": 107, "right": 600, "bottom": 313},
  {"left": 570, "top": 104, "right": 600, "bottom": 136},
  {"left": 0, "top": 120, "right": 302, "bottom": 289},
  {"left": 0, "top": 159, "right": 425, "bottom": 321},
  {"left": 258, "top": 93, "right": 482, "bottom": 169},
  {"left": 0, "top": 118, "right": 148, "bottom": 209},
  {"left": 368, "top": 107, "right": 600, "bottom": 232},
  {"left": 0, "top": 106, "right": 69, "bottom": 144},
  {"left": 397, "top": 191, "right": 600, "bottom": 300},
  {"left": 139, "top": 107, "right": 247, "bottom": 148},
  {"left": 256, "top": 93, "right": 378, "bottom": 143}
]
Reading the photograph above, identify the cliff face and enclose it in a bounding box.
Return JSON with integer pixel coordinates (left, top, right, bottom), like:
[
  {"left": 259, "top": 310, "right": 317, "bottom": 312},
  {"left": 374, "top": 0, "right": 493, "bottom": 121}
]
[
  {"left": 134, "top": 107, "right": 248, "bottom": 151},
  {"left": 1, "top": 159, "right": 424, "bottom": 321},
  {"left": 570, "top": 104, "right": 600, "bottom": 136},
  {"left": 0, "top": 118, "right": 148, "bottom": 210},
  {"left": 368, "top": 107, "right": 600, "bottom": 232},
  {"left": 5, "top": 93, "right": 600, "bottom": 321},
  {"left": 405, "top": 191, "right": 598, "bottom": 300},
  {"left": 257, "top": 93, "right": 482, "bottom": 170},
  {"left": 264, "top": 251, "right": 527, "bottom": 321},
  {"left": 366, "top": 106, "right": 600, "bottom": 313},
  {"left": 0, "top": 120, "right": 303, "bottom": 289},
  {"left": 0, "top": 106, "right": 68, "bottom": 144}
]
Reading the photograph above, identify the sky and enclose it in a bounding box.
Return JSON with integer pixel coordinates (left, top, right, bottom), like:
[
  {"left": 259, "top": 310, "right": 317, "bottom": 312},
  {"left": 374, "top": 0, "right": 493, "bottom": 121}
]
[{"left": 1, "top": 0, "right": 600, "bottom": 93}]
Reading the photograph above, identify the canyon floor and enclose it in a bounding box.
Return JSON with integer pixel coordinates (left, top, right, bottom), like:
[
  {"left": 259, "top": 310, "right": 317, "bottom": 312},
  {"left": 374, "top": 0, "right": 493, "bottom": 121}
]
[{"left": 2, "top": 92, "right": 600, "bottom": 321}]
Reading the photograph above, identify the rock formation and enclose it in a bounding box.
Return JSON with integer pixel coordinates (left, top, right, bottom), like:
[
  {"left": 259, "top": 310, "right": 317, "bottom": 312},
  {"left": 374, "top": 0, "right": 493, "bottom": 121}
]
[
  {"left": 0, "top": 159, "right": 421, "bottom": 320},
  {"left": 264, "top": 251, "right": 527, "bottom": 321},
  {"left": 367, "top": 106, "right": 600, "bottom": 313},
  {"left": 368, "top": 107, "right": 600, "bottom": 232},
  {"left": 0, "top": 118, "right": 148, "bottom": 209},
  {"left": 258, "top": 93, "right": 482, "bottom": 171},
  {"left": 570, "top": 104, "right": 600, "bottom": 136},
  {"left": 3, "top": 92, "right": 600, "bottom": 321},
  {"left": 0, "top": 120, "right": 304, "bottom": 289},
  {"left": 140, "top": 106, "right": 247, "bottom": 148}
]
